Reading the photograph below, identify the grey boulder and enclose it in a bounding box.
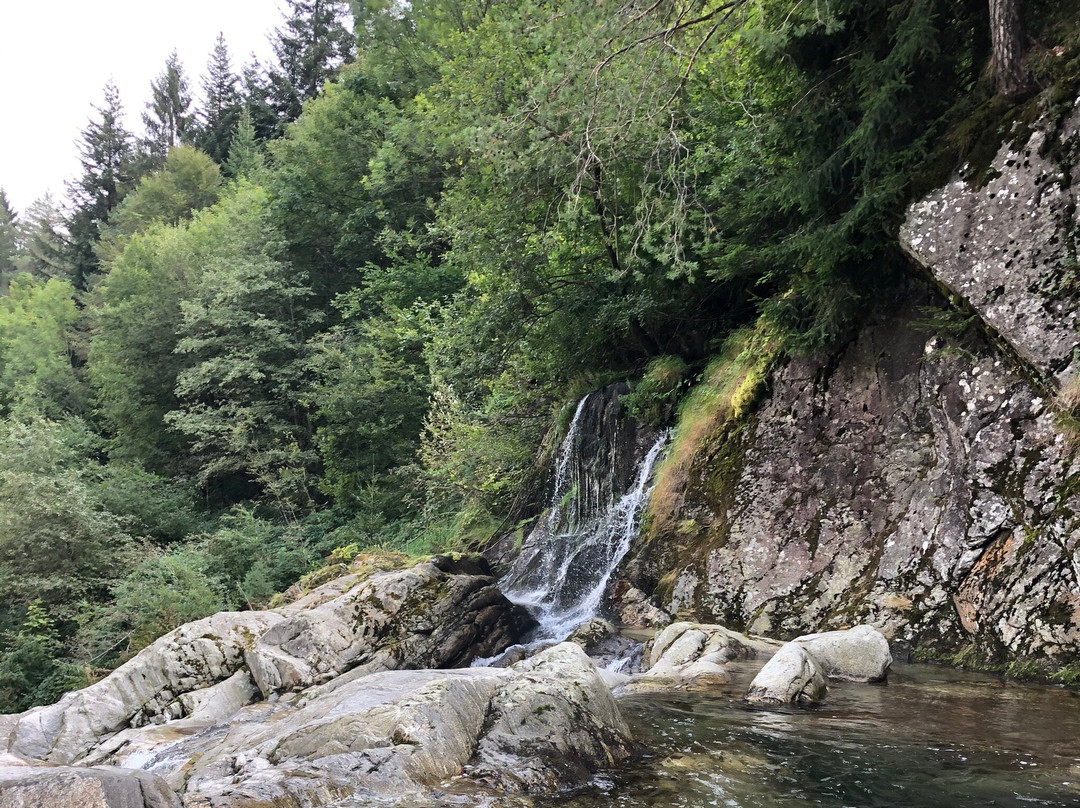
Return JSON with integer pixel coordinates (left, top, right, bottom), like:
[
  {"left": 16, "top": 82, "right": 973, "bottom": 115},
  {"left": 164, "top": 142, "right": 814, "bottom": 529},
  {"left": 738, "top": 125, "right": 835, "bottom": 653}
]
[
  {"left": 795, "top": 625, "right": 892, "bottom": 682},
  {"left": 0, "top": 754, "right": 179, "bottom": 808},
  {"left": 745, "top": 642, "right": 828, "bottom": 705}
]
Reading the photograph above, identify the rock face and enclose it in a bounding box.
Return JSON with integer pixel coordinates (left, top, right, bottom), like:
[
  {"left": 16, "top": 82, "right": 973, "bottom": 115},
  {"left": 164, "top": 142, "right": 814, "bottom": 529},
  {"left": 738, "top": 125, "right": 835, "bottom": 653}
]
[
  {"left": 246, "top": 555, "right": 534, "bottom": 695},
  {"left": 745, "top": 643, "right": 828, "bottom": 705},
  {"left": 0, "top": 562, "right": 632, "bottom": 807},
  {"left": 0, "top": 756, "right": 180, "bottom": 808},
  {"left": 900, "top": 99, "right": 1080, "bottom": 385},
  {"left": 8, "top": 611, "right": 282, "bottom": 765},
  {"left": 625, "top": 284, "right": 1080, "bottom": 671}
]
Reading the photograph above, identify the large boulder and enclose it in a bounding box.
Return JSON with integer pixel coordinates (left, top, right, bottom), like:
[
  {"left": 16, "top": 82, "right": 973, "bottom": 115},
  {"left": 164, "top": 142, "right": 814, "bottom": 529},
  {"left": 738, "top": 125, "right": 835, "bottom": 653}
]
[
  {"left": 6, "top": 611, "right": 281, "bottom": 765},
  {"left": 245, "top": 554, "right": 534, "bottom": 695},
  {"left": 94, "top": 643, "right": 631, "bottom": 806},
  {"left": 634, "top": 622, "right": 780, "bottom": 688},
  {"left": 0, "top": 755, "right": 179, "bottom": 808},
  {"left": 745, "top": 642, "right": 828, "bottom": 705},
  {"left": 468, "top": 643, "right": 633, "bottom": 793},
  {"left": 795, "top": 625, "right": 892, "bottom": 682}
]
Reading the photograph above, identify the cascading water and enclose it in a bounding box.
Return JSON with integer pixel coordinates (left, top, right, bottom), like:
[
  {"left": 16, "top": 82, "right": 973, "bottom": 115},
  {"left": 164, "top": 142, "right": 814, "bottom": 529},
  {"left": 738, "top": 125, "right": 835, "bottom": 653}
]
[{"left": 500, "top": 389, "right": 668, "bottom": 641}]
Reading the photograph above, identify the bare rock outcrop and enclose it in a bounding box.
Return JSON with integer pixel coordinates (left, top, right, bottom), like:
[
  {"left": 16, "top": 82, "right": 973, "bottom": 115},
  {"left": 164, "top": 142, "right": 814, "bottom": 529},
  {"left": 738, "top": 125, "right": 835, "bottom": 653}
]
[
  {"left": 0, "top": 755, "right": 179, "bottom": 808},
  {"left": 82, "top": 643, "right": 630, "bottom": 807},
  {"left": 246, "top": 554, "right": 534, "bottom": 695}
]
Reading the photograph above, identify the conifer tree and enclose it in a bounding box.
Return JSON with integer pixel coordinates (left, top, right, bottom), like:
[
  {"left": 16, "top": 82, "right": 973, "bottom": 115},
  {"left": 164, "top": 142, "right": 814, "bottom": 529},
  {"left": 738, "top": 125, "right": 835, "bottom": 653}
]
[
  {"left": 15, "top": 195, "right": 71, "bottom": 283},
  {"left": 240, "top": 59, "right": 280, "bottom": 142},
  {"left": 0, "top": 190, "right": 18, "bottom": 291},
  {"left": 66, "top": 81, "right": 133, "bottom": 289},
  {"left": 268, "top": 0, "right": 354, "bottom": 127},
  {"left": 225, "top": 108, "right": 265, "bottom": 180},
  {"left": 140, "top": 51, "right": 195, "bottom": 168},
  {"left": 195, "top": 34, "right": 242, "bottom": 164}
]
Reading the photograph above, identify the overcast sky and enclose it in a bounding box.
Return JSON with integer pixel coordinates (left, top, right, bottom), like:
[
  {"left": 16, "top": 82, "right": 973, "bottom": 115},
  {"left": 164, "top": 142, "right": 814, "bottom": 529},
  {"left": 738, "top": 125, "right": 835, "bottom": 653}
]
[{"left": 0, "top": 0, "right": 285, "bottom": 213}]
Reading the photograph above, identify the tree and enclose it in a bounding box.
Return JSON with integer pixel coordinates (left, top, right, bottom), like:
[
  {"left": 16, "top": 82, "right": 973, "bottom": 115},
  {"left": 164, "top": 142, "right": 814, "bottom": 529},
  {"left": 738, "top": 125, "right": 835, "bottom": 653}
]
[
  {"left": 990, "top": 0, "right": 1027, "bottom": 96},
  {"left": 97, "top": 145, "right": 222, "bottom": 262},
  {"left": 14, "top": 195, "right": 72, "bottom": 283},
  {"left": 0, "top": 276, "right": 83, "bottom": 419},
  {"left": 240, "top": 58, "right": 280, "bottom": 142},
  {"left": 0, "top": 190, "right": 18, "bottom": 292},
  {"left": 66, "top": 81, "right": 134, "bottom": 289},
  {"left": 268, "top": 0, "right": 355, "bottom": 127},
  {"left": 140, "top": 51, "right": 195, "bottom": 167},
  {"left": 164, "top": 184, "right": 320, "bottom": 515},
  {"left": 195, "top": 34, "right": 242, "bottom": 164},
  {"left": 224, "top": 107, "right": 265, "bottom": 180}
]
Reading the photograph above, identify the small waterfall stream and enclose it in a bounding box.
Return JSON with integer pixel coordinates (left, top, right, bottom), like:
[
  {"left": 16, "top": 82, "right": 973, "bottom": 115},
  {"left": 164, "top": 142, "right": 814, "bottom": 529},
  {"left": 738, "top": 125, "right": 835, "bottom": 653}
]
[{"left": 500, "top": 388, "right": 667, "bottom": 641}]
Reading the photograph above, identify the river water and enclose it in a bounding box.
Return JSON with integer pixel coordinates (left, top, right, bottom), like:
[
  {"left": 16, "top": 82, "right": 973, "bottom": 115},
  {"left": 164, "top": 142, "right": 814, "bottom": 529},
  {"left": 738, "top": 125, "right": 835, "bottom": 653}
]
[{"left": 536, "top": 661, "right": 1080, "bottom": 808}]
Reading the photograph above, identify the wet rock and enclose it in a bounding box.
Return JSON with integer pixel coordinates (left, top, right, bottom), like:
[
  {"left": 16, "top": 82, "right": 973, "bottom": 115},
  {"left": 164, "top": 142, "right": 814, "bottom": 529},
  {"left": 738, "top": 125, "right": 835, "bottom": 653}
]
[
  {"left": 246, "top": 554, "right": 534, "bottom": 695},
  {"left": 796, "top": 625, "right": 892, "bottom": 682},
  {"left": 467, "top": 643, "right": 633, "bottom": 793},
  {"left": 567, "top": 618, "right": 617, "bottom": 652},
  {"left": 0, "top": 755, "right": 180, "bottom": 808},
  {"left": 644, "top": 622, "right": 779, "bottom": 684},
  {"left": 745, "top": 642, "right": 828, "bottom": 705}
]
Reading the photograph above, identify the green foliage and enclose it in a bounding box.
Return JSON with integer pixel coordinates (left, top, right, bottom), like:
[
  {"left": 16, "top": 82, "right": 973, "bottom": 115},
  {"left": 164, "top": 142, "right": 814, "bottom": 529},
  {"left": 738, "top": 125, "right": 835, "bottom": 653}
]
[
  {"left": 225, "top": 107, "right": 265, "bottom": 180},
  {"left": 102, "top": 549, "right": 224, "bottom": 654},
  {"left": 0, "top": 276, "right": 83, "bottom": 419},
  {"left": 206, "top": 508, "right": 316, "bottom": 608},
  {"left": 0, "top": 602, "right": 87, "bottom": 713},
  {"left": 166, "top": 183, "right": 319, "bottom": 513},
  {"left": 93, "top": 464, "right": 202, "bottom": 544},
  {"left": 623, "top": 357, "right": 691, "bottom": 427}
]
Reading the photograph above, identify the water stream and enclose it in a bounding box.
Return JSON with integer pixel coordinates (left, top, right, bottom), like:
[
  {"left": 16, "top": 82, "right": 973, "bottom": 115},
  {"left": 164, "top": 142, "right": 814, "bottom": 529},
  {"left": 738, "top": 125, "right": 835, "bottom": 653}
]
[
  {"left": 536, "top": 662, "right": 1080, "bottom": 808},
  {"left": 499, "top": 392, "right": 667, "bottom": 641}
]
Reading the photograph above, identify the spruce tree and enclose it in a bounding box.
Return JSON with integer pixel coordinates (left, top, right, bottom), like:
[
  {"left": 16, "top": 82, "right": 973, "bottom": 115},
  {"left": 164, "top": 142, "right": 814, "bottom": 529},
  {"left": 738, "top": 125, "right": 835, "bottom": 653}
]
[
  {"left": 66, "top": 81, "right": 133, "bottom": 289},
  {"left": 0, "top": 190, "right": 18, "bottom": 291},
  {"left": 225, "top": 108, "right": 265, "bottom": 180},
  {"left": 240, "top": 59, "right": 280, "bottom": 143},
  {"left": 140, "top": 51, "right": 195, "bottom": 168},
  {"left": 268, "top": 0, "right": 355, "bottom": 128},
  {"left": 15, "top": 195, "right": 72, "bottom": 283},
  {"left": 195, "top": 34, "right": 241, "bottom": 164}
]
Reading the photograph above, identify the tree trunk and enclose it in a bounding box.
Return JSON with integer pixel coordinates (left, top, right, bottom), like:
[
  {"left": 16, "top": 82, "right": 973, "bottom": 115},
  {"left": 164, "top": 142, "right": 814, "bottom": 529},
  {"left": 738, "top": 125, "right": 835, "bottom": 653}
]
[{"left": 989, "top": 0, "right": 1027, "bottom": 97}]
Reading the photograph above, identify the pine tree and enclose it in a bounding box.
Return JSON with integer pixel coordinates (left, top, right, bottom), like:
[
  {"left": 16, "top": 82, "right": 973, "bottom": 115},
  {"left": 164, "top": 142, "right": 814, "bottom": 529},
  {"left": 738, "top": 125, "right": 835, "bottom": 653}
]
[
  {"left": 240, "top": 58, "right": 280, "bottom": 143},
  {"left": 195, "top": 34, "right": 241, "bottom": 165},
  {"left": 14, "top": 195, "right": 72, "bottom": 283},
  {"left": 0, "top": 190, "right": 18, "bottom": 291},
  {"left": 66, "top": 82, "right": 134, "bottom": 289},
  {"left": 225, "top": 108, "right": 264, "bottom": 180},
  {"left": 140, "top": 51, "right": 195, "bottom": 168},
  {"left": 268, "top": 0, "right": 355, "bottom": 127}
]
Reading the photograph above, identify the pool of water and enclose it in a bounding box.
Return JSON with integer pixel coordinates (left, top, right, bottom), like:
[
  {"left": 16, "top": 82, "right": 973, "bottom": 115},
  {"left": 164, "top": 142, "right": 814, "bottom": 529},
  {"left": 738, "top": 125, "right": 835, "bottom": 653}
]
[{"left": 537, "top": 662, "right": 1080, "bottom": 808}]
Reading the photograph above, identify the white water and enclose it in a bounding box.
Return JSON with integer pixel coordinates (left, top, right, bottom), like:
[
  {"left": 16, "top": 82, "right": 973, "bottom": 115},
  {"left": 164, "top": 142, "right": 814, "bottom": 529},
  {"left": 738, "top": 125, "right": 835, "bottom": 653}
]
[{"left": 500, "top": 394, "right": 668, "bottom": 642}]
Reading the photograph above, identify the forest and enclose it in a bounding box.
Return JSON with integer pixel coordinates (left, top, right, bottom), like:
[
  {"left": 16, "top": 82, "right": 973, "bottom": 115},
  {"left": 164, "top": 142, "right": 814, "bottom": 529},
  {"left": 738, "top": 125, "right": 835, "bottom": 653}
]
[{"left": 0, "top": 0, "right": 1073, "bottom": 713}]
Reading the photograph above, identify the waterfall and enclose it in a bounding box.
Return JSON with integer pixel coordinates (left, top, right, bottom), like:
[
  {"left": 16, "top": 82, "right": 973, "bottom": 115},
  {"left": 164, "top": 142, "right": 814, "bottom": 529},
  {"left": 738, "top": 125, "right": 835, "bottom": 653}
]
[{"left": 500, "top": 388, "right": 668, "bottom": 641}]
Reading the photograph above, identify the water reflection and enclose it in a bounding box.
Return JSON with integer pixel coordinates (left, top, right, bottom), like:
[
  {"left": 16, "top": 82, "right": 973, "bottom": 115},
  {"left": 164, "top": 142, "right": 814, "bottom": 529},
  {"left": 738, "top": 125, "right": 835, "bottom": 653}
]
[{"left": 535, "top": 663, "right": 1080, "bottom": 808}]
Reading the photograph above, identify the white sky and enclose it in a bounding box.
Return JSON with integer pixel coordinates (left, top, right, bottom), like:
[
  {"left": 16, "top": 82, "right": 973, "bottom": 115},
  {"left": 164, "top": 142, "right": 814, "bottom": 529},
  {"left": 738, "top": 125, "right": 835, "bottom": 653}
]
[{"left": 0, "top": 0, "right": 285, "bottom": 213}]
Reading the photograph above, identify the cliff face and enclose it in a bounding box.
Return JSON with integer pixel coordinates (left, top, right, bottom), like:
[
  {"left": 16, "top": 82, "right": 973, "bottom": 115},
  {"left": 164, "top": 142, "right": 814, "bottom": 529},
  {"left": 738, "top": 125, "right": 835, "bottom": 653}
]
[{"left": 621, "top": 97, "right": 1080, "bottom": 675}]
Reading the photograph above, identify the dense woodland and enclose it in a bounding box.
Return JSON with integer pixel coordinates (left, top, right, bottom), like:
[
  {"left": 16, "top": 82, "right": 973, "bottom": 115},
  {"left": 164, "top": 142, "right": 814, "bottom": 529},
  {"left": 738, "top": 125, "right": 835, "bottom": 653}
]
[{"left": 0, "top": 0, "right": 1073, "bottom": 712}]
